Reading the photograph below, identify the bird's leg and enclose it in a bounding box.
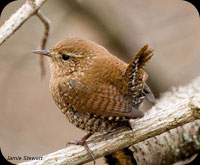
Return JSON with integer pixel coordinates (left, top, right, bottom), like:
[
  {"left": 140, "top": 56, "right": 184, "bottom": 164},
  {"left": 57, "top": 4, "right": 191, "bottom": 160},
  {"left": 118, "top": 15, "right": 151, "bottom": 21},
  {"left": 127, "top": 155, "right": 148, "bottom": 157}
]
[
  {"left": 67, "top": 132, "right": 92, "bottom": 145},
  {"left": 67, "top": 132, "right": 96, "bottom": 164}
]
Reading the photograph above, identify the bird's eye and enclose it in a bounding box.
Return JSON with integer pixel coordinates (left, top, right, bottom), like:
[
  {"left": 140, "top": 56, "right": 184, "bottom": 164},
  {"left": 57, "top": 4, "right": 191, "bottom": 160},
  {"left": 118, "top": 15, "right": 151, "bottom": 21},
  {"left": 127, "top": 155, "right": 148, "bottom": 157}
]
[{"left": 62, "top": 54, "right": 70, "bottom": 61}]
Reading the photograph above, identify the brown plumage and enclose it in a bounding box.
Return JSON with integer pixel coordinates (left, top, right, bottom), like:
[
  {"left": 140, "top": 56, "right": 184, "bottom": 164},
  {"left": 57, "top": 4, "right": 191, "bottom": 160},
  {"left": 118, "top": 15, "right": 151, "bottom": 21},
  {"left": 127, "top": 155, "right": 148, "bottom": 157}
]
[{"left": 33, "top": 37, "right": 154, "bottom": 164}]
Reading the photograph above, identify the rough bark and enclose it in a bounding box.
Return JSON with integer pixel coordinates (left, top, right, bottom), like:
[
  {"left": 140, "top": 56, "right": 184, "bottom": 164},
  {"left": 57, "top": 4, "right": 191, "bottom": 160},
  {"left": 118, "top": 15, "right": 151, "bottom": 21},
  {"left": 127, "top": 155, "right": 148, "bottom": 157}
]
[{"left": 131, "top": 120, "right": 200, "bottom": 165}]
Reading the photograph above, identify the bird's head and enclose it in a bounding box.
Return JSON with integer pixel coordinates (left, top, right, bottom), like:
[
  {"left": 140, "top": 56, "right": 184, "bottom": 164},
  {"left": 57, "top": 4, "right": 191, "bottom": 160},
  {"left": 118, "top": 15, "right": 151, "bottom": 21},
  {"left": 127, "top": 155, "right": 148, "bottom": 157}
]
[{"left": 32, "top": 38, "right": 108, "bottom": 79}]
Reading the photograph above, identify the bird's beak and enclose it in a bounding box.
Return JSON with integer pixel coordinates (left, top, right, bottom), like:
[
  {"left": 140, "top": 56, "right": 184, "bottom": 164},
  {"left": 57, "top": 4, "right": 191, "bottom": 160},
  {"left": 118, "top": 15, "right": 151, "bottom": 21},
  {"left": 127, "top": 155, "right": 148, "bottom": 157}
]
[{"left": 32, "top": 50, "right": 51, "bottom": 57}]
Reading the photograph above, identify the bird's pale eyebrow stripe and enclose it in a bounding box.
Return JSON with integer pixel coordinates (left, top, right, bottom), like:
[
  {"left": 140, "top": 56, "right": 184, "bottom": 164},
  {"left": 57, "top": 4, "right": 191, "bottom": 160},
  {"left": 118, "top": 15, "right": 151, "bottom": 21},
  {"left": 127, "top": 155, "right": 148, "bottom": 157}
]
[{"left": 69, "top": 54, "right": 83, "bottom": 58}]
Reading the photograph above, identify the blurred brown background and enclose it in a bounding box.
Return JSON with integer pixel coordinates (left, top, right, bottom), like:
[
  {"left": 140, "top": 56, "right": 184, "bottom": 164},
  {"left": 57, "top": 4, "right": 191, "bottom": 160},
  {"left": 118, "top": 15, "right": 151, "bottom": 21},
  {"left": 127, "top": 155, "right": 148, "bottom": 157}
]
[{"left": 0, "top": 0, "right": 200, "bottom": 164}]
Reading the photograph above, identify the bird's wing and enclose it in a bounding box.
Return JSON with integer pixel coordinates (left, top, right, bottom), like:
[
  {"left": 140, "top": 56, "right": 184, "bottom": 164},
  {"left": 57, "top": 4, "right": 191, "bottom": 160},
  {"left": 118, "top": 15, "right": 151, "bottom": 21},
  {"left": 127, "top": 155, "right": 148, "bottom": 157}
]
[{"left": 60, "top": 80, "right": 143, "bottom": 119}]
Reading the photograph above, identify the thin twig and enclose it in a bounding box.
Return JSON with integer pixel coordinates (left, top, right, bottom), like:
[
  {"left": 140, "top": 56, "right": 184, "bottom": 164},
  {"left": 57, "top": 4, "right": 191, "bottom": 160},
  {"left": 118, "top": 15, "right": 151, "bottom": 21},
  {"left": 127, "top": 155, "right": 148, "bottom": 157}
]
[
  {"left": 36, "top": 10, "right": 50, "bottom": 78},
  {"left": 0, "top": 0, "right": 48, "bottom": 46}
]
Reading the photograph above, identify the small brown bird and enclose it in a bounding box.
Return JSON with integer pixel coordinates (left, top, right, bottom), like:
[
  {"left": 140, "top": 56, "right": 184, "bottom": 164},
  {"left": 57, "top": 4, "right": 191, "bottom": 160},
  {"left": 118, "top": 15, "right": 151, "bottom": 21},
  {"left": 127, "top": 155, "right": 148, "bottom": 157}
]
[{"left": 33, "top": 38, "right": 154, "bottom": 163}]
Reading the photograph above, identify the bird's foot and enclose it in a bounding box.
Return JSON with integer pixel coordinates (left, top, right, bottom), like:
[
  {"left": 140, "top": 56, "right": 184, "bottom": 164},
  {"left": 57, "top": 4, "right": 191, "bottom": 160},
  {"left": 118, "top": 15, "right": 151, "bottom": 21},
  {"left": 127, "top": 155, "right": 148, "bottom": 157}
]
[{"left": 67, "top": 133, "right": 96, "bottom": 165}]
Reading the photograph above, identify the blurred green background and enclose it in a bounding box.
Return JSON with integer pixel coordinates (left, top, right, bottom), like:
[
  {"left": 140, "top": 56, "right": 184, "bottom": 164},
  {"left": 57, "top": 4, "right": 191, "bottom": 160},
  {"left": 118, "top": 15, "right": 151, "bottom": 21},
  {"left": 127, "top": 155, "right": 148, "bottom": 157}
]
[{"left": 0, "top": 0, "right": 200, "bottom": 164}]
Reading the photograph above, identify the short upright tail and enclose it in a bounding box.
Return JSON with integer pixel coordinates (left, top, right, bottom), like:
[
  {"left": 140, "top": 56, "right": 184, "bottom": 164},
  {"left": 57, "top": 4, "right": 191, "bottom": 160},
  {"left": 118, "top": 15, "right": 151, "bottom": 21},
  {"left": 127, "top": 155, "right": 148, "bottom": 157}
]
[
  {"left": 125, "top": 45, "right": 154, "bottom": 107},
  {"left": 125, "top": 45, "right": 154, "bottom": 79},
  {"left": 125, "top": 44, "right": 153, "bottom": 85}
]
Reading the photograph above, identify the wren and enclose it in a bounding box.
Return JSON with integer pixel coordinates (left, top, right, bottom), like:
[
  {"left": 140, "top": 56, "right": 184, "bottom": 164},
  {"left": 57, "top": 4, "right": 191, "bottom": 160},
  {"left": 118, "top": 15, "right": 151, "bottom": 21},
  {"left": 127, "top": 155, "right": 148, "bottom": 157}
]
[{"left": 33, "top": 38, "right": 154, "bottom": 163}]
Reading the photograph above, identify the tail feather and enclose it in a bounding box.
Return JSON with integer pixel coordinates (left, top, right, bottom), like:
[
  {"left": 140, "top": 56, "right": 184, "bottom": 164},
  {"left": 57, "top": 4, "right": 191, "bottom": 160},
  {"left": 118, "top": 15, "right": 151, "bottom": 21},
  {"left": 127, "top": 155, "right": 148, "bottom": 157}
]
[{"left": 125, "top": 45, "right": 154, "bottom": 107}]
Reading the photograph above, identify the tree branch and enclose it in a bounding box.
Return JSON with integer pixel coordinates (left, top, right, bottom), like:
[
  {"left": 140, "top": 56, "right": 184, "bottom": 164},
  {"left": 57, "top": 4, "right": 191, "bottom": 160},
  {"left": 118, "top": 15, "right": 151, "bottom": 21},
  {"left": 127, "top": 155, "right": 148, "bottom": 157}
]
[
  {"left": 0, "top": 0, "right": 47, "bottom": 46},
  {"left": 19, "top": 77, "right": 200, "bottom": 164},
  {"left": 131, "top": 120, "right": 200, "bottom": 165}
]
